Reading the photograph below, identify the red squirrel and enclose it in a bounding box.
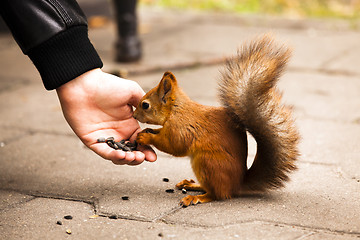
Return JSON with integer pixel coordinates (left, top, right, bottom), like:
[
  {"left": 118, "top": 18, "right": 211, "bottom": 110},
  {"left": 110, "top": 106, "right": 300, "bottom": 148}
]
[{"left": 133, "top": 35, "right": 300, "bottom": 207}]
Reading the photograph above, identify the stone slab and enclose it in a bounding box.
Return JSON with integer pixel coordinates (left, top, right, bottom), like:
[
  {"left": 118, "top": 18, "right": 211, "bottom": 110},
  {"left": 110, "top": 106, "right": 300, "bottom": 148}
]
[
  {"left": 89, "top": 9, "right": 360, "bottom": 77},
  {"left": 0, "top": 35, "right": 40, "bottom": 83},
  {"left": 280, "top": 71, "right": 360, "bottom": 123},
  {"left": 0, "top": 190, "right": 34, "bottom": 211},
  {"left": 0, "top": 194, "right": 318, "bottom": 240},
  {"left": 0, "top": 193, "right": 358, "bottom": 239},
  {"left": 162, "top": 163, "right": 360, "bottom": 234},
  {"left": 0, "top": 83, "right": 72, "bottom": 134},
  {"left": 298, "top": 119, "right": 360, "bottom": 179},
  {"left": 0, "top": 133, "right": 197, "bottom": 221}
]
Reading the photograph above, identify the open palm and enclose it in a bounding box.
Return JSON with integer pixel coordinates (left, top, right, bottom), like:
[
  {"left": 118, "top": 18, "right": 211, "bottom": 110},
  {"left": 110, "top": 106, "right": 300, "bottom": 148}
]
[{"left": 56, "top": 69, "right": 156, "bottom": 165}]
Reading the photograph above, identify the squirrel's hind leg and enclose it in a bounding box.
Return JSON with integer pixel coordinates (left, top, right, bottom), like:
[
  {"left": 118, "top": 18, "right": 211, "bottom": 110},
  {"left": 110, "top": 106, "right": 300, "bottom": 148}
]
[
  {"left": 180, "top": 193, "right": 213, "bottom": 207},
  {"left": 176, "top": 179, "right": 204, "bottom": 191}
]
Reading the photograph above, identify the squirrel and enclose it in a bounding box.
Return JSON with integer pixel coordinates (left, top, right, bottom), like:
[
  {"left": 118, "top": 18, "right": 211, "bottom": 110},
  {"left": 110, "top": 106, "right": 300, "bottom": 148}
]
[{"left": 133, "top": 35, "right": 300, "bottom": 207}]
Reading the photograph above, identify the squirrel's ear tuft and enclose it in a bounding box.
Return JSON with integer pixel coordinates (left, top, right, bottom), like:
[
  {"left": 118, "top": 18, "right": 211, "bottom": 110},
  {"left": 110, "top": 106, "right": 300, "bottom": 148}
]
[
  {"left": 163, "top": 71, "right": 176, "bottom": 82},
  {"left": 159, "top": 71, "right": 177, "bottom": 103}
]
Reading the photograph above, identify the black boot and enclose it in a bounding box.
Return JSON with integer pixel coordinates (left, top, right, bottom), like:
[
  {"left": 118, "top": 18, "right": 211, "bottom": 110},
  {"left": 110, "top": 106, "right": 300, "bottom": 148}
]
[{"left": 113, "top": 0, "right": 142, "bottom": 62}]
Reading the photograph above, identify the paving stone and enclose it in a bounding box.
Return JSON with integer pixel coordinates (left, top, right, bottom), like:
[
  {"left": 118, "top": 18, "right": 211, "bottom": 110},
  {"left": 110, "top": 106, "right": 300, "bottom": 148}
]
[
  {"left": 0, "top": 190, "right": 34, "bottom": 211},
  {"left": 326, "top": 43, "right": 360, "bottom": 75},
  {"left": 0, "top": 83, "right": 71, "bottom": 134},
  {"left": 0, "top": 196, "right": 357, "bottom": 240},
  {"left": 304, "top": 232, "right": 360, "bottom": 240},
  {"left": 0, "top": 133, "right": 196, "bottom": 220},
  {"left": 0, "top": 35, "right": 40, "bottom": 82},
  {"left": 1, "top": 4, "right": 360, "bottom": 239},
  {"left": 95, "top": 9, "right": 360, "bottom": 79},
  {"left": 280, "top": 71, "right": 360, "bottom": 123},
  {"left": 162, "top": 163, "right": 360, "bottom": 234},
  {"left": 0, "top": 128, "right": 27, "bottom": 149},
  {"left": 298, "top": 119, "right": 360, "bottom": 180},
  {"left": 0, "top": 196, "right": 314, "bottom": 240},
  {"left": 0, "top": 197, "right": 94, "bottom": 239},
  {"left": 132, "top": 66, "right": 220, "bottom": 106}
]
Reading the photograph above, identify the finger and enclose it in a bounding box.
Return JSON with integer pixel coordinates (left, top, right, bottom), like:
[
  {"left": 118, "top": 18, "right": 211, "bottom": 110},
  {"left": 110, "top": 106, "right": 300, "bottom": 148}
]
[
  {"left": 111, "top": 151, "right": 145, "bottom": 165},
  {"left": 90, "top": 143, "right": 138, "bottom": 165},
  {"left": 137, "top": 145, "right": 157, "bottom": 162},
  {"left": 89, "top": 140, "right": 152, "bottom": 165},
  {"left": 128, "top": 129, "right": 157, "bottom": 162},
  {"left": 90, "top": 142, "right": 125, "bottom": 160}
]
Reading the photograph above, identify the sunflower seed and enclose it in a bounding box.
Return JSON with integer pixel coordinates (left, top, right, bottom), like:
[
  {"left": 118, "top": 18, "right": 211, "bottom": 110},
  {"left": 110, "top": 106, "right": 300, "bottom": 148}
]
[
  {"left": 64, "top": 215, "right": 73, "bottom": 220},
  {"left": 97, "top": 137, "right": 106, "bottom": 143}
]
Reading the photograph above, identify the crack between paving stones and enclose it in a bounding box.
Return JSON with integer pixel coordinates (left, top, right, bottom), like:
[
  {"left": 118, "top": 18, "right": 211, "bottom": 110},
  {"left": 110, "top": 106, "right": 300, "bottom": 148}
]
[
  {"left": 0, "top": 194, "right": 37, "bottom": 213},
  {"left": 255, "top": 219, "right": 360, "bottom": 237},
  {"left": 318, "top": 45, "right": 358, "bottom": 70},
  {"left": 288, "top": 66, "right": 360, "bottom": 78},
  {"left": 29, "top": 193, "right": 98, "bottom": 214},
  {"left": 106, "top": 55, "right": 360, "bottom": 79},
  {"left": 96, "top": 205, "right": 183, "bottom": 223},
  {"left": 0, "top": 188, "right": 99, "bottom": 215},
  {"left": 108, "top": 56, "right": 227, "bottom": 78},
  {"left": 297, "top": 160, "right": 335, "bottom": 166},
  {"left": 297, "top": 112, "right": 360, "bottom": 125},
  {"left": 294, "top": 232, "right": 316, "bottom": 240},
  {"left": 156, "top": 217, "right": 360, "bottom": 237},
  {"left": 3, "top": 188, "right": 359, "bottom": 237},
  {"left": 152, "top": 205, "right": 183, "bottom": 222},
  {"left": 297, "top": 161, "right": 359, "bottom": 183},
  {"left": 97, "top": 212, "right": 153, "bottom": 223}
]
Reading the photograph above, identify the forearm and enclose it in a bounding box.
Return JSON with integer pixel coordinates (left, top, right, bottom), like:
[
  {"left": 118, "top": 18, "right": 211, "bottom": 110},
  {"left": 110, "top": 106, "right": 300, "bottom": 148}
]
[{"left": 0, "top": 0, "right": 103, "bottom": 90}]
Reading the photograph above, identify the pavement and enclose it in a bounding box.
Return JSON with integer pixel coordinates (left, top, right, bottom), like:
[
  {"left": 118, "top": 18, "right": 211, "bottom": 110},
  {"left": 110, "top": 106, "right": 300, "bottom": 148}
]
[{"left": 1, "top": 3, "right": 360, "bottom": 240}]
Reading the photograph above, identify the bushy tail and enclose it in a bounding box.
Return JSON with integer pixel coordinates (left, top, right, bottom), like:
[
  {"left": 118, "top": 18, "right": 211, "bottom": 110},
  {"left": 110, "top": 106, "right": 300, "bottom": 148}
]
[{"left": 218, "top": 35, "right": 300, "bottom": 192}]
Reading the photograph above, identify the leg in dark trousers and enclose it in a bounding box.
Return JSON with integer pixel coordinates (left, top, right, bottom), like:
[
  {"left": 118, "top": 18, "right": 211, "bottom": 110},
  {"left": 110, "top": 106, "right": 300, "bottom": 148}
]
[{"left": 112, "top": 0, "right": 141, "bottom": 62}]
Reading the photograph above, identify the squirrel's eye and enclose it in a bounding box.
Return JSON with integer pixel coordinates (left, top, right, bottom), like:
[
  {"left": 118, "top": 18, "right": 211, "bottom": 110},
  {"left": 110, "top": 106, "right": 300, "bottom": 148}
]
[{"left": 142, "top": 101, "right": 150, "bottom": 110}]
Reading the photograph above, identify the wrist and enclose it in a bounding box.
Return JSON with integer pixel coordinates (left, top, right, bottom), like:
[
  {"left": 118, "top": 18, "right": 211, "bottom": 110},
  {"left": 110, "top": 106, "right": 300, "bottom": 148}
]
[{"left": 28, "top": 26, "right": 103, "bottom": 90}]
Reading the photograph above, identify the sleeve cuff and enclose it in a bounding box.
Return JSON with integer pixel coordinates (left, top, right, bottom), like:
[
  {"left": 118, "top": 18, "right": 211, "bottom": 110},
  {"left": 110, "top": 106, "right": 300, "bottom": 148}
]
[{"left": 27, "top": 25, "right": 103, "bottom": 90}]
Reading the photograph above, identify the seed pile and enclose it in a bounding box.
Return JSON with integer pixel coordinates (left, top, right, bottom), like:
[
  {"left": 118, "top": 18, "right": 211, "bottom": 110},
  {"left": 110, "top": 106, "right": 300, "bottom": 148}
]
[{"left": 97, "top": 137, "right": 137, "bottom": 152}]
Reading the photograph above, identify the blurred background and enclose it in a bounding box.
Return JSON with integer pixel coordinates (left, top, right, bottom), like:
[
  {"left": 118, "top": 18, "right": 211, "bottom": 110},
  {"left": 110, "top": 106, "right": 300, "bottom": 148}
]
[{"left": 141, "top": 0, "right": 360, "bottom": 19}]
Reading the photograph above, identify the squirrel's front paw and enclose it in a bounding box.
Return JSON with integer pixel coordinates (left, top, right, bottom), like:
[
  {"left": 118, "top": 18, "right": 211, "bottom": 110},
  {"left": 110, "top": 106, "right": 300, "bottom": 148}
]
[
  {"left": 176, "top": 179, "right": 196, "bottom": 189},
  {"left": 136, "top": 131, "right": 152, "bottom": 145}
]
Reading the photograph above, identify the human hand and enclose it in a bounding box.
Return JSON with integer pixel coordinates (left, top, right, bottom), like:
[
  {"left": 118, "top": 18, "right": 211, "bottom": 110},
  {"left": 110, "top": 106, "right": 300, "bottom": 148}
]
[{"left": 56, "top": 68, "right": 157, "bottom": 165}]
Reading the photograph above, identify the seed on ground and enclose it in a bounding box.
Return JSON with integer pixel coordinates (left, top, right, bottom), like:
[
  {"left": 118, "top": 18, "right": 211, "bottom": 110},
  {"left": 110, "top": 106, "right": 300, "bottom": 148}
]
[
  {"left": 64, "top": 215, "right": 73, "bottom": 220},
  {"left": 165, "top": 189, "right": 174, "bottom": 193}
]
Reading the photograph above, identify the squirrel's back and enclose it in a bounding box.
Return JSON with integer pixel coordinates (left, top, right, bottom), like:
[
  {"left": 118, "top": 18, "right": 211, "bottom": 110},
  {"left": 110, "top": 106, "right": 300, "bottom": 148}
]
[{"left": 218, "top": 35, "right": 300, "bottom": 192}]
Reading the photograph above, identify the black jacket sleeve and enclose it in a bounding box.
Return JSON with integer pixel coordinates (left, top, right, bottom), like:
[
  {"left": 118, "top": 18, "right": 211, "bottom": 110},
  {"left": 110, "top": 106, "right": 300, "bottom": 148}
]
[{"left": 0, "top": 0, "right": 103, "bottom": 90}]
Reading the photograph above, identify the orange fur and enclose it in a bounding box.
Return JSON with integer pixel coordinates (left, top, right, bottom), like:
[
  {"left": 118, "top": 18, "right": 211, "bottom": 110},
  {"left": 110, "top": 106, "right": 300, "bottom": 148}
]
[{"left": 134, "top": 35, "right": 300, "bottom": 207}]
